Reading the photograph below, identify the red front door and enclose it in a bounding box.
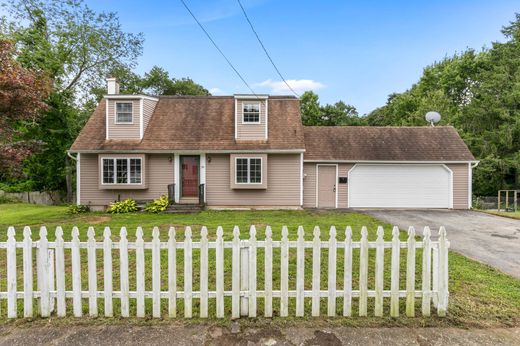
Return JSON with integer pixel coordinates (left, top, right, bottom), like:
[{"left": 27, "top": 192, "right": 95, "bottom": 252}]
[{"left": 181, "top": 156, "right": 199, "bottom": 197}]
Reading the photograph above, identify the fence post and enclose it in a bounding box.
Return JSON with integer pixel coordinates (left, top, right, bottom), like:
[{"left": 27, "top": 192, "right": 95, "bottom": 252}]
[
  {"left": 55, "top": 227, "right": 65, "bottom": 317},
  {"left": 327, "top": 226, "right": 337, "bottom": 317},
  {"left": 359, "top": 226, "right": 368, "bottom": 317},
  {"left": 7, "top": 227, "right": 17, "bottom": 319},
  {"left": 280, "top": 226, "right": 289, "bottom": 317},
  {"left": 432, "top": 244, "right": 439, "bottom": 309},
  {"left": 48, "top": 249, "right": 55, "bottom": 314},
  {"left": 152, "top": 227, "right": 161, "bottom": 318},
  {"left": 374, "top": 226, "right": 384, "bottom": 317},
  {"left": 71, "top": 227, "right": 82, "bottom": 317},
  {"left": 87, "top": 227, "right": 98, "bottom": 317},
  {"left": 103, "top": 227, "right": 113, "bottom": 317},
  {"left": 421, "top": 226, "right": 432, "bottom": 316},
  {"left": 264, "top": 226, "right": 273, "bottom": 318},
  {"left": 199, "top": 226, "right": 209, "bottom": 318},
  {"left": 240, "top": 229, "right": 249, "bottom": 317},
  {"left": 248, "top": 226, "right": 257, "bottom": 317},
  {"left": 184, "top": 227, "right": 193, "bottom": 318},
  {"left": 168, "top": 227, "right": 177, "bottom": 318},
  {"left": 119, "top": 227, "right": 129, "bottom": 318}
]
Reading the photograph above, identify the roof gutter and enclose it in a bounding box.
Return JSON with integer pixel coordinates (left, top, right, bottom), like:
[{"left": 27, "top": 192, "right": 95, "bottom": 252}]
[
  {"left": 471, "top": 161, "right": 480, "bottom": 168},
  {"left": 69, "top": 149, "right": 306, "bottom": 154},
  {"left": 304, "top": 159, "right": 480, "bottom": 164},
  {"left": 67, "top": 151, "right": 78, "bottom": 161}
]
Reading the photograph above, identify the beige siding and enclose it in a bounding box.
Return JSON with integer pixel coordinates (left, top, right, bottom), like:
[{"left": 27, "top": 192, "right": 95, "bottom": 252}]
[
  {"left": 206, "top": 154, "right": 300, "bottom": 206},
  {"left": 303, "top": 163, "right": 353, "bottom": 208},
  {"left": 80, "top": 154, "right": 174, "bottom": 207},
  {"left": 143, "top": 98, "right": 157, "bottom": 132},
  {"left": 447, "top": 163, "right": 470, "bottom": 209},
  {"left": 106, "top": 99, "right": 141, "bottom": 139},
  {"left": 236, "top": 99, "right": 267, "bottom": 140}
]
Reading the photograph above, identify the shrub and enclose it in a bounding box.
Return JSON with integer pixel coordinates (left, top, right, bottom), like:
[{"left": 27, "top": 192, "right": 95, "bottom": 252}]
[
  {"left": 145, "top": 195, "right": 170, "bottom": 213},
  {"left": 67, "top": 204, "right": 90, "bottom": 214},
  {"left": 107, "top": 198, "right": 138, "bottom": 214},
  {"left": 0, "top": 194, "right": 19, "bottom": 204}
]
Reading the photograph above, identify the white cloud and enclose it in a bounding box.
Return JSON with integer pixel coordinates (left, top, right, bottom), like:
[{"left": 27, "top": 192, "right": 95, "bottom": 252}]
[
  {"left": 209, "top": 87, "right": 224, "bottom": 95},
  {"left": 255, "top": 79, "right": 325, "bottom": 94}
]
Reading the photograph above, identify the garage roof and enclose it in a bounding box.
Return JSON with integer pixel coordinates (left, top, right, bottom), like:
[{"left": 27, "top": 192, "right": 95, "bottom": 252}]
[{"left": 303, "top": 126, "right": 475, "bottom": 161}]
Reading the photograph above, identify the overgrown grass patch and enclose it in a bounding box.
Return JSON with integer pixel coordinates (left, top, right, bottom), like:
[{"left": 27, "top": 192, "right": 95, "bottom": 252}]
[{"left": 0, "top": 203, "right": 519, "bottom": 328}]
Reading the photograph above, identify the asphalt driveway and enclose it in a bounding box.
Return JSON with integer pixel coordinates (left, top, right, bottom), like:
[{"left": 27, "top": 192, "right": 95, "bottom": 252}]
[{"left": 360, "top": 209, "right": 520, "bottom": 279}]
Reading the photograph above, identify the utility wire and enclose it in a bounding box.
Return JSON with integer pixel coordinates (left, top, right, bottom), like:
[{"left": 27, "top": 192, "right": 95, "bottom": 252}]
[
  {"left": 179, "top": 0, "right": 259, "bottom": 97},
  {"left": 236, "top": 0, "right": 300, "bottom": 98}
]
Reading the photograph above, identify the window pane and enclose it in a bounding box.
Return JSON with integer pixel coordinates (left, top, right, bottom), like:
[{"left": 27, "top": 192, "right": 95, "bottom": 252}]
[
  {"left": 249, "top": 158, "right": 262, "bottom": 183},
  {"left": 103, "top": 159, "right": 114, "bottom": 184},
  {"left": 236, "top": 158, "right": 248, "bottom": 183},
  {"left": 116, "top": 103, "right": 133, "bottom": 123},
  {"left": 130, "top": 159, "right": 141, "bottom": 184},
  {"left": 243, "top": 103, "right": 260, "bottom": 123},
  {"left": 116, "top": 159, "right": 128, "bottom": 183}
]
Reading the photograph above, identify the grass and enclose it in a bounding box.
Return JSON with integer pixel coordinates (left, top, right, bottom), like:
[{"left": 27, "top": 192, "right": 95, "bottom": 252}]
[
  {"left": 481, "top": 209, "right": 520, "bottom": 220},
  {"left": 0, "top": 203, "right": 519, "bottom": 328}
]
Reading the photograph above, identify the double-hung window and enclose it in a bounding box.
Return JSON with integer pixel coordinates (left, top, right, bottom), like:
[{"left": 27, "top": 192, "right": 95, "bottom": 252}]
[
  {"left": 235, "top": 157, "right": 262, "bottom": 184},
  {"left": 242, "top": 103, "right": 260, "bottom": 123},
  {"left": 116, "top": 102, "right": 133, "bottom": 123},
  {"left": 102, "top": 158, "right": 142, "bottom": 184}
]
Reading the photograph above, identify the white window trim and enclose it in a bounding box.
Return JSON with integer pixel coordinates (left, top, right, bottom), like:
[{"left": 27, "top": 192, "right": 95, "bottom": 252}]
[
  {"left": 241, "top": 102, "right": 261, "bottom": 124},
  {"left": 235, "top": 157, "right": 263, "bottom": 184},
  {"left": 101, "top": 157, "right": 142, "bottom": 185},
  {"left": 114, "top": 101, "right": 134, "bottom": 124}
]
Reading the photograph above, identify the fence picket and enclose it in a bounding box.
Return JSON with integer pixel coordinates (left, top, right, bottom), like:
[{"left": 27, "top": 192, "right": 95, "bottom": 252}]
[
  {"left": 374, "top": 226, "right": 384, "bottom": 317},
  {"left": 136, "top": 227, "right": 145, "bottom": 317},
  {"left": 311, "top": 226, "right": 321, "bottom": 317},
  {"left": 23, "top": 226, "right": 33, "bottom": 318},
  {"left": 103, "top": 227, "right": 113, "bottom": 317},
  {"left": 231, "top": 226, "right": 240, "bottom": 319},
  {"left": 199, "top": 227, "right": 209, "bottom": 318},
  {"left": 87, "top": 227, "right": 98, "bottom": 317},
  {"left": 152, "top": 227, "right": 161, "bottom": 318},
  {"left": 7, "top": 227, "right": 16, "bottom": 318},
  {"left": 119, "top": 227, "right": 129, "bottom": 317},
  {"left": 71, "top": 227, "right": 82, "bottom": 317},
  {"left": 437, "top": 227, "right": 448, "bottom": 317},
  {"left": 280, "top": 226, "right": 289, "bottom": 317},
  {"left": 432, "top": 246, "right": 439, "bottom": 309},
  {"left": 358, "top": 226, "right": 368, "bottom": 317},
  {"left": 328, "top": 226, "right": 338, "bottom": 316},
  {"left": 184, "top": 226, "right": 193, "bottom": 318},
  {"left": 248, "top": 226, "right": 257, "bottom": 317},
  {"left": 296, "top": 226, "right": 305, "bottom": 317},
  {"left": 264, "top": 226, "right": 273, "bottom": 318},
  {"left": 48, "top": 249, "right": 55, "bottom": 314},
  {"left": 343, "top": 226, "right": 353, "bottom": 317},
  {"left": 168, "top": 227, "right": 177, "bottom": 318},
  {"left": 215, "top": 226, "right": 224, "bottom": 318},
  {"left": 421, "top": 226, "right": 432, "bottom": 316},
  {"left": 390, "top": 226, "right": 400, "bottom": 317},
  {"left": 39, "top": 226, "right": 50, "bottom": 317},
  {"left": 406, "top": 227, "right": 416, "bottom": 317},
  {"left": 55, "top": 227, "right": 65, "bottom": 317}
]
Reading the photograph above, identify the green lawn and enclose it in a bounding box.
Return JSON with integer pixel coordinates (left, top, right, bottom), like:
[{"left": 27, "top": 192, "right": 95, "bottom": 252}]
[
  {"left": 481, "top": 209, "right": 520, "bottom": 220},
  {"left": 0, "top": 203, "right": 519, "bottom": 328}
]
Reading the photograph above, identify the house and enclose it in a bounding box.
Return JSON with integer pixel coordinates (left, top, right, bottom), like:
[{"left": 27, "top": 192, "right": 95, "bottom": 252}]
[{"left": 69, "top": 78, "right": 477, "bottom": 210}]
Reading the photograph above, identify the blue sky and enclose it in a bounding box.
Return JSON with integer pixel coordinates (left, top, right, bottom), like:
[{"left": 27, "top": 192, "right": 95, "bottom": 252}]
[{"left": 90, "top": 1, "right": 517, "bottom": 113}]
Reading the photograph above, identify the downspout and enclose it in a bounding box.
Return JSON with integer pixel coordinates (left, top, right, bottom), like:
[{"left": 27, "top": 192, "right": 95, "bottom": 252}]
[
  {"left": 67, "top": 151, "right": 80, "bottom": 205},
  {"left": 469, "top": 161, "right": 479, "bottom": 209}
]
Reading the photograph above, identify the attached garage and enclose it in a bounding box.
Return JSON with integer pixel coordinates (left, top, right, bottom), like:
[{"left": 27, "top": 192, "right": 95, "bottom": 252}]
[
  {"left": 303, "top": 126, "right": 477, "bottom": 210},
  {"left": 348, "top": 164, "right": 452, "bottom": 208}
]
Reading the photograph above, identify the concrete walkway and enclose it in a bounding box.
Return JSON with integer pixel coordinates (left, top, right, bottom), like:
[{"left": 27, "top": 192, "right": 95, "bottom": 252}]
[
  {"left": 360, "top": 209, "right": 520, "bottom": 278},
  {"left": 0, "top": 324, "right": 519, "bottom": 345}
]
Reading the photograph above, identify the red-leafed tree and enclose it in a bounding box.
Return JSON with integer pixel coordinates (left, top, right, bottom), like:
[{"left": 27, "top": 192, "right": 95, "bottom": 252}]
[{"left": 0, "top": 39, "right": 50, "bottom": 178}]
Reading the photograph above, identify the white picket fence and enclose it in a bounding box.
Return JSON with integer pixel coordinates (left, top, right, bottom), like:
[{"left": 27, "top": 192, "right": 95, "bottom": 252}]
[{"left": 1, "top": 225, "right": 449, "bottom": 319}]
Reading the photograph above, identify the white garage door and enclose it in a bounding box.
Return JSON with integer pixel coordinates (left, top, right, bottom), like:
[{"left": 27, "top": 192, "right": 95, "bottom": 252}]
[{"left": 349, "top": 164, "right": 452, "bottom": 208}]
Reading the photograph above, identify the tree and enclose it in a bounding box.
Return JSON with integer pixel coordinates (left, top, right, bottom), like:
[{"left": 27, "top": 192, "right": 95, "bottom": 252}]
[
  {"left": 365, "top": 14, "right": 520, "bottom": 196},
  {"left": 300, "top": 91, "right": 364, "bottom": 126},
  {"left": 0, "top": 39, "right": 50, "bottom": 179}
]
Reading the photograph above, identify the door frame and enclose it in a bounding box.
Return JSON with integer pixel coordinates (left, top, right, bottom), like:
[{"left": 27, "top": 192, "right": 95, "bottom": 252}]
[
  {"left": 316, "top": 164, "right": 338, "bottom": 208},
  {"left": 180, "top": 155, "right": 200, "bottom": 198}
]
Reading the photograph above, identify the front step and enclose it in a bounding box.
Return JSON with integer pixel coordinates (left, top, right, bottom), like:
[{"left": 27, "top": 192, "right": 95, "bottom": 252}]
[{"left": 165, "top": 203, "right": 204, "bottom": 214}]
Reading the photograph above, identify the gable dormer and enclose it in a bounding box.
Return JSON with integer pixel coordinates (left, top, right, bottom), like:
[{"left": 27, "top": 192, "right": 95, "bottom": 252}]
[
  {"left": 105, "top": 78, "right": 158, "bottom": 140},
  {"left": 234, "top": 94, "right": 268, "bottom": 141}
]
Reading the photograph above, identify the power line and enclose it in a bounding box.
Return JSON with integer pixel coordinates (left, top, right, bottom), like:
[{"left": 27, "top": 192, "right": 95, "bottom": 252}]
[
  {"left": 236, "top": 0, "right": 300, "bottom": 98},
  {"left": 179, "top": 0, "right": 259, "bottom": 97}
]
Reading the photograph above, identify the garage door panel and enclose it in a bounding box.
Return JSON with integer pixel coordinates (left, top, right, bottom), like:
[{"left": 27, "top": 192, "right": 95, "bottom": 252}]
[{"left": 349, "top": 164, "right": 451, "bottom": 208}]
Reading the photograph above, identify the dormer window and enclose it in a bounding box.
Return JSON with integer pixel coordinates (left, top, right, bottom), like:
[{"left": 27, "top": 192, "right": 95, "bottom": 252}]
[
  {"left": 116, "top": 102, "right": 133, "bottom": 123},
  {"left": 242, "top": 103, "right": 260, "bottom": 123}
]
